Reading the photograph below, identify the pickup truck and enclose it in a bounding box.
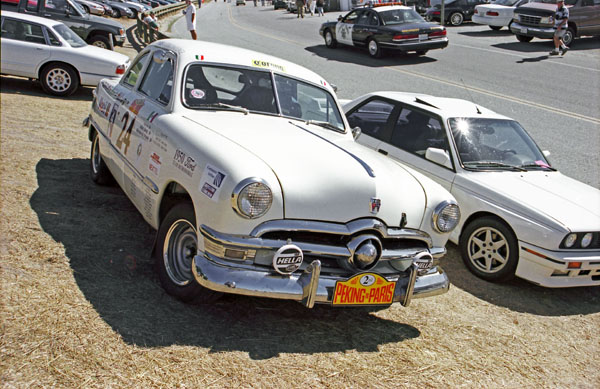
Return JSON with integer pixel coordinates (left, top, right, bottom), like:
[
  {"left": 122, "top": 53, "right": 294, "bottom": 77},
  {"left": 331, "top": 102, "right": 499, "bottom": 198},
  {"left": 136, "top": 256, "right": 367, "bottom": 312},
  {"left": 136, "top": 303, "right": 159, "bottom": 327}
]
[
  {"left": 510, "top": 0, "right": 600, "bottom": 46},
  {"left": 1, "top": 0, "right": 126, "bottom": 49}
]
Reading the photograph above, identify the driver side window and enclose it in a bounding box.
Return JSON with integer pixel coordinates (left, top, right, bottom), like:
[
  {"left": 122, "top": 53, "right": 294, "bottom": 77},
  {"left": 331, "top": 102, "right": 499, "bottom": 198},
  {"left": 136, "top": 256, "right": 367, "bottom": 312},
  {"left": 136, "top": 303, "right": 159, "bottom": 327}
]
[
  {"left": 343, "top": 11, "right": 360, "bottom": 24},
  {"left": 390, "top": 108, "right": 447, "bottom": 157},
  {"left": 122, "top": 53, "right": 149, "bottom": 88}
]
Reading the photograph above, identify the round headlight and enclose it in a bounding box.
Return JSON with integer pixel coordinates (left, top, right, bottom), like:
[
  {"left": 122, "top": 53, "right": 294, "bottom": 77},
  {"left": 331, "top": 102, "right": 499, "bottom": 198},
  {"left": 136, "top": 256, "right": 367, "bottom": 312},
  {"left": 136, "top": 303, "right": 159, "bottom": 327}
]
[
  {"left": 564, "top": 233, "right": 577, "bottom": 248},
  {"left": 432, "top": 201, "right": 460, "bottom": 233},
  {"left": 232, "top": 178, "right": 272, "bottom": 219},
  {"left": 581, "top": 233, "right": 593, "bottom": 248}
]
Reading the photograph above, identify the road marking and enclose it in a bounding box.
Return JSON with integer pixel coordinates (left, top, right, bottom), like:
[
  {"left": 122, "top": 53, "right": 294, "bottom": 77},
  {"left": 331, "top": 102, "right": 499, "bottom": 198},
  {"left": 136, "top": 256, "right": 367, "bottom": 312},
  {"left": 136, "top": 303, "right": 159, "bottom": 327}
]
[{"left": 226, "top": 7, "right": 600, "bottom": 124}]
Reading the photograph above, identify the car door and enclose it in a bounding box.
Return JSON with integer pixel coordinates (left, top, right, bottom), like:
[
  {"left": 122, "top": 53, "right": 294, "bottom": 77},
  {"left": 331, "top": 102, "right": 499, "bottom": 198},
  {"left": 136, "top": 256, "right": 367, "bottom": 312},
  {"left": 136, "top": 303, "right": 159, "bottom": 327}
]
[
  {"left": 43, "top": 0, "right": 89, "bottom": 38},
  {"left": 573, "top": 0, "right": 600, "bottom": 35},
  {"left": 352, "top": 10, "right": 373, "bottom": 46},
  {"left": 336, "top": 10, "right": 360, "bottom": 47},
  {"left": 376, "top": 104, "right": 457, "bottom": 193},
  {"left": 0, "top": 17, "right": 51, "bottom": 77}
]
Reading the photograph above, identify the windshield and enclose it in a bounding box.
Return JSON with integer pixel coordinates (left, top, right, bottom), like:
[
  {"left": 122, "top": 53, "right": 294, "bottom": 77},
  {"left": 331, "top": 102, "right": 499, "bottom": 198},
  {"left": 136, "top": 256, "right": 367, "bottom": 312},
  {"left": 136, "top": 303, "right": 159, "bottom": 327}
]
[
  {"left": 449, "top": 118, "right": 550, "bottom": 170},
  {"left": 54, "top": 24, "right": 86, "bottom": 47},
  {"left": 183, "top": 64, "right": 345, "bottom": 131},
  {"left": 380, "top": 9, "right": 425, "bottom": 25}
]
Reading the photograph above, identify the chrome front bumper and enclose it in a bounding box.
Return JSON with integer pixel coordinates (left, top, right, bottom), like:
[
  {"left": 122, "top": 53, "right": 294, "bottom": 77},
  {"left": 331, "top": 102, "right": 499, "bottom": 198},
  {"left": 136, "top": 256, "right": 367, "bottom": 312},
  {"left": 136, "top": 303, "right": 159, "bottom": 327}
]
[
  {"left": 510, "top": 22, "right": 555, "bottom": 39},
  {"left": 192, "top": 253, "right": 449, "bottom": 308}
]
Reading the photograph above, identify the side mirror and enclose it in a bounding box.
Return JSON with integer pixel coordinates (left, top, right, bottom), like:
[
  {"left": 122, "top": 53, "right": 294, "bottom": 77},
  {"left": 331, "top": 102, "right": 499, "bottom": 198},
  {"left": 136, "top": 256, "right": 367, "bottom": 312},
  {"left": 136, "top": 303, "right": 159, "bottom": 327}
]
[
  {"left": 153, "top": 50, "right": 169, "bottom": 64},
  {"left": 425, "top": 147, "right": 452, "bottom": 169},
  {"left": 338, "top": 15, "right": 343, "bottom": 21},
  {"left": 330, "top": 83, "right": 338, "bottom": 92},
  {"left": 352, "top": 126, "right": 362, "bottom": 140},
  {"left": 542, "top": 150, "right": 551, "bottom": 158}
]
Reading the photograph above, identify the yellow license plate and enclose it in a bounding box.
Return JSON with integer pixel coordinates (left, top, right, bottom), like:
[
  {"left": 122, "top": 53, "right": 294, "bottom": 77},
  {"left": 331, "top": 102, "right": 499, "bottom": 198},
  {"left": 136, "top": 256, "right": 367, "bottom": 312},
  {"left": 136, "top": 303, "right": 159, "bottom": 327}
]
[{"left": 332, "top": 273, "right": 396, "bottom": 306}]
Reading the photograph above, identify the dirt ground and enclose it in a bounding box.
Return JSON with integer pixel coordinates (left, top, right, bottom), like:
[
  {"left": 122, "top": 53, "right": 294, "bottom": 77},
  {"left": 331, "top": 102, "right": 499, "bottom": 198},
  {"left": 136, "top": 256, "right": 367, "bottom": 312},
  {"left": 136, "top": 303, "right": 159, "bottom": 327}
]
[{"left": 1, "top": 24, "right": 599, "bottom": 389}]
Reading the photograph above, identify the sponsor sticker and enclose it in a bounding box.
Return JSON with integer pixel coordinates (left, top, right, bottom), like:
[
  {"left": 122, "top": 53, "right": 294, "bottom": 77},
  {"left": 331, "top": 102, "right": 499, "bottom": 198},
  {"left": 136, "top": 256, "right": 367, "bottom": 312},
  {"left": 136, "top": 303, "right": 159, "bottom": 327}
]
[
  {"left": 251, "top": 59, "right": 286, "bottom": 73},
  {"left": 173, "top": 149, "right": 197, "bottom": 177},
  {"left": 190, "top": 89, "right": 206, "bottom": 99},
  {"left": 272, "top": 245, "right": 303, "bottom": 275},
  {"left": 148, "top": 152, "right": 161, "bottom": 176},
  {"left": 333, "top": 273, "right": 396, "bottom": 306},
  {"left": 199, "top": 164, "right": 226, "bottom": 201},
  {"left": 129, "top": 99, "right": 145, "bottom": 115}
]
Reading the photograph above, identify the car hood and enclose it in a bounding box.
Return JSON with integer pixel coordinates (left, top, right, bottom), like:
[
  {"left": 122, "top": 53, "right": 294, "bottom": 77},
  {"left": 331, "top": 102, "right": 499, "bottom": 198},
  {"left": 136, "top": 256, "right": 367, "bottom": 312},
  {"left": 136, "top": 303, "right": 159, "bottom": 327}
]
[
  {"left": 88, "top": 13, "right": 125, "bottom": 29},
  {"left": 183, "top": 112, "right": 428, "bottom": 227},
  {"left": 461, "top": 171, "right": 600, "bottom": 230}
]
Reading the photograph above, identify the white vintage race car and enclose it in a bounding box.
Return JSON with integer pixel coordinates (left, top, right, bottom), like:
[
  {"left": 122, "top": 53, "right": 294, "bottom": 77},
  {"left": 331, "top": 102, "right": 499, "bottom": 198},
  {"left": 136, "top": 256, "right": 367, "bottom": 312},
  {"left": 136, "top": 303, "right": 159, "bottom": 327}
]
[
  {"left": 85, "top": 39, "right": 460, "bottom": 308},
  {"left": 344, "top": 91, "right": 600, "bottom": 288}
]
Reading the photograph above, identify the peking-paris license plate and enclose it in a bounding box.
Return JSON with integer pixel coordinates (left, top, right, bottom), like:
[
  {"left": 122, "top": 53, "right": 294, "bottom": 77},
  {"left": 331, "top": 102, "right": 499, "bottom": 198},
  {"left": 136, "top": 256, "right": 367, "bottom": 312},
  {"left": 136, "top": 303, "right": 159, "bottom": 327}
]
[{"left": 332, "top": 273, "right": 396, "bottom": 306}]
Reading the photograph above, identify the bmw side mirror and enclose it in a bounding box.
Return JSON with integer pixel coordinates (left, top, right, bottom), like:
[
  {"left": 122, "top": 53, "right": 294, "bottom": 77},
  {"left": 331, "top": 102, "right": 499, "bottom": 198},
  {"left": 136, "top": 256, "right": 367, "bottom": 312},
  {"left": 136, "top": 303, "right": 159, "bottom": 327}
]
[
  {"left": 338, "top": 15, "right": 343, "bottom": 21},
  {"left": 352, "top": 126, "right": 362, "bottom": 140},
  {"left": 425, "top": 147, "right": 452, "bottom": 169}
]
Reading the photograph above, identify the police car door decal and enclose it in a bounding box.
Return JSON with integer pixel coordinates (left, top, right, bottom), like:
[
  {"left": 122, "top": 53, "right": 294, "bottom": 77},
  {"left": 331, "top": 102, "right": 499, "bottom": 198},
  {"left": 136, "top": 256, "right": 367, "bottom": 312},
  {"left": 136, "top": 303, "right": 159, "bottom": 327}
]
[{"left": 336, "top": 22, "right": 354, "bottom": 46}]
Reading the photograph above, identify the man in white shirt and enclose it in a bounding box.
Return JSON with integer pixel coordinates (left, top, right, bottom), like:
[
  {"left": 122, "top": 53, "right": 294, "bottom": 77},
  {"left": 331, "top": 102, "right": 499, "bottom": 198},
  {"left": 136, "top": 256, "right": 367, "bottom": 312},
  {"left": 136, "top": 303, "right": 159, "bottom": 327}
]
[{"left": 183, "top": 0, "right": 197, "bottom": 40}]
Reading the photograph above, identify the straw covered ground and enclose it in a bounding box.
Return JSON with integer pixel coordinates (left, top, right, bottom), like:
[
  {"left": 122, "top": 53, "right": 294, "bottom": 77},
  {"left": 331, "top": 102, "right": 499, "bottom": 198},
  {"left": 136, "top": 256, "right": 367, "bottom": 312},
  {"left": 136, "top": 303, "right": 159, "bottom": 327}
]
[{"left": 1, "top": 41, "right": 599, "bottom": 388}]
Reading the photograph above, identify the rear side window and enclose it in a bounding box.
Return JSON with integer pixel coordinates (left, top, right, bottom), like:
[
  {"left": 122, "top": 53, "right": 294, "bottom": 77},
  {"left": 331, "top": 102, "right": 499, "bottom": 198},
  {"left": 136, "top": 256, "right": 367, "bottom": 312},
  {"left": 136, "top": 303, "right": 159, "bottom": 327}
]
[{"left": 1, "top": 19, "right": 46, "bottom": 44}]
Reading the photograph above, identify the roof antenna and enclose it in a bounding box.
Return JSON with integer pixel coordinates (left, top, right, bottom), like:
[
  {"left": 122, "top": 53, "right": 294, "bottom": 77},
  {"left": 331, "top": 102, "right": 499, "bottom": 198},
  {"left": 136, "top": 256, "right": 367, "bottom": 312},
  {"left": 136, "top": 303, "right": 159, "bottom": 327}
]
[{"left": 460, "top": 78, "right": 482, "bottom": 114}]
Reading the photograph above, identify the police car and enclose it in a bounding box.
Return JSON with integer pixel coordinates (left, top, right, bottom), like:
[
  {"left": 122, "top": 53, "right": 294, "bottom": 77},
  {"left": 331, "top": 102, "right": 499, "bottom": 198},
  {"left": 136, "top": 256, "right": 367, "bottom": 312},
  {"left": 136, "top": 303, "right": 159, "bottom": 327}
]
[
  {"left": 85, "top": 39, "right": 460, "bottom": 309},
  {"left": 319, "top": 3, "right": 448, "bottom": 58}
]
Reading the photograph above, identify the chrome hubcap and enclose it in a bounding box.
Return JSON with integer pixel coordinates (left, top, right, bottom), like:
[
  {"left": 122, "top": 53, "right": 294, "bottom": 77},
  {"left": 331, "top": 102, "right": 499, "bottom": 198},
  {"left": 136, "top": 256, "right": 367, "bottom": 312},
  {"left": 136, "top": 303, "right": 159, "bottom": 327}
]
[
  {"left": 92, "top": 136, "right": 101, "bottom": 174},
  {"left": 325, "top": 32, "right": 332, "bottom": 45},
  {"left": 368, "top": 40, "right": 378, "bottom": 55},
  {"left": 467, "top": 226, "right": 509, "bottom": 274},
  {"left": 163, "top": 219, "right": 197, "bottom": 286},
  {"left": 93, "top": 40, "right": 108, "bottom": 49},
  {"left": 47, "top": 68, "right": 71, "bottom": 92}
]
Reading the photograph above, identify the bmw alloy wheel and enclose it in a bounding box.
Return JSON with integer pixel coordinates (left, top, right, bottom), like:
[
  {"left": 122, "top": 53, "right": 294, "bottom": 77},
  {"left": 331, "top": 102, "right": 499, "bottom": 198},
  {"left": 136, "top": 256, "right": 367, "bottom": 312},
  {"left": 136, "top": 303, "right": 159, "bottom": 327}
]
[{"left": 466, "top": 226, "right": 510, "bottom": 275}]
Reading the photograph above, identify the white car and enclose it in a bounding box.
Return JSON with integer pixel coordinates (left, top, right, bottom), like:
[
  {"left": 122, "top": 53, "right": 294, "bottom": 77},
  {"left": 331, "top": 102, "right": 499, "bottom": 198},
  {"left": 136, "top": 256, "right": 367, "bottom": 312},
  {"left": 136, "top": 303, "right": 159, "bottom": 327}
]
[
  {"left": 85, "top": 39, "right": 460, "bottom": 309},
  {"left": 344, "top": 92, "right": 600, "bottom": 288},
  {"left": 0, "top": 11, "right": 130, "bottom": 96},
  {"left": 472, "top": 0, "right": 532, "bottom": 30},
  {"left": 75, "top": 0, "right": 106, "bottom": 15}
]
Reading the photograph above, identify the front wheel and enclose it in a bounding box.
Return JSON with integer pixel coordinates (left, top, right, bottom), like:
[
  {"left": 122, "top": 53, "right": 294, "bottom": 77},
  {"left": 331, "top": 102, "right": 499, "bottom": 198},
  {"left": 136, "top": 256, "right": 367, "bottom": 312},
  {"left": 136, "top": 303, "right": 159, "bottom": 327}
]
[
  {"left": 562, "top": 27, "right": 574, "bottom": 46},
  {"left": 459, "top": 217, "right": 518, "bottom": 282},
  {"left": 449, "top": 12, "right": 464, "bottom": 26},
  {"left": 155, "top": 202, "right": 222, "bottom": 303},
  {"left": 516, "top": 34, "right": 533, "bottom": 42},
  {"left": 113, "top": 8, "right": 121, "bottom": 18},
  {"left": 41, "top": 63, "right": 78, "bottom": 96},
  {"left": 367, "top": 38, "right": 382, "bottom": 58},
  {"left": 89, "top": 34, "right": 112, "bottom": 50},
  {"left": 324, "top": 29, "right": 337, "bottom": 48}
]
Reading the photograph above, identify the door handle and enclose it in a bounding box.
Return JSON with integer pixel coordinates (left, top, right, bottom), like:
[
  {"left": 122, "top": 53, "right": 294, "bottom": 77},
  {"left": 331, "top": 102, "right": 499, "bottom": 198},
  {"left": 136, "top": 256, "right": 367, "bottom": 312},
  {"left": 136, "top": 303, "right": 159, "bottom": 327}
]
[{"left": 378, "top": 149, "right": 388, "bottom": 156}]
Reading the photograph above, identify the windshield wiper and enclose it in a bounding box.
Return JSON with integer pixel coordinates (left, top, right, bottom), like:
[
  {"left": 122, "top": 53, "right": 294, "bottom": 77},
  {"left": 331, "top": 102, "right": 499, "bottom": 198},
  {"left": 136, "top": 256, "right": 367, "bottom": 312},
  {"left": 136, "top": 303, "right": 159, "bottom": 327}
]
[
  {"left": 305, "top": 120, "right": 344, "bottom": 133},
  {"left": 519, "top": 163, "right": 557, "bottom": 171},
  {"left": 195, "top": 103, "right": 249, "bottom": 115},
  {"left": 463, "top": 161, "right": 526, "bottom": 171}
]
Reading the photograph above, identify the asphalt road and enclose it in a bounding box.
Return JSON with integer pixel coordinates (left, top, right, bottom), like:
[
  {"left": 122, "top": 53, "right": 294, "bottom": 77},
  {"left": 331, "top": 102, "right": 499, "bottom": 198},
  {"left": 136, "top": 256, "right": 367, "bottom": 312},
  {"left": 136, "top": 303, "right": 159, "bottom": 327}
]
[{"left": 170, "top": 2, "right": 600, "bottom": 188}]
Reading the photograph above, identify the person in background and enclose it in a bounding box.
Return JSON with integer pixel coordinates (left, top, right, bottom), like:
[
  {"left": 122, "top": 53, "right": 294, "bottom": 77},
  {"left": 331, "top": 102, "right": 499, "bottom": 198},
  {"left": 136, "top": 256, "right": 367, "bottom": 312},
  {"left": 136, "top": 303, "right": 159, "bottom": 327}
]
[
  {"left": 296, "top": 0, "right": 305, "bottom": 18},
  {"left": 143, "top": 11, "right": 159, "bottom": 29},
  {"left": 183, "top": 0, "right": 197, "bottom": 40},
  {"left": 309, "top": 0, "right": 315, "bottom": 16},
  {"left": 550, "top": 0, "right": 569, "bottom": 56},
  {"left": 316, "top": 0, "right": 324, "bottom": 16}
]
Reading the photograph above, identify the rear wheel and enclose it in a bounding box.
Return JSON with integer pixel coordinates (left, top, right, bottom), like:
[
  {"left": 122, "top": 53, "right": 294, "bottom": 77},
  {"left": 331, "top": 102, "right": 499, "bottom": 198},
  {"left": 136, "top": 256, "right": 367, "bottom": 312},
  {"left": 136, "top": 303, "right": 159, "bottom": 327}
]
[
  {"left": 516, "top": 34, "right": 533, "bottom": 42},
  {"left": 449, "top": 12, "right": 464, "bottom": 26},
  {"left": 489, "top": 25, "right": 502, "bottom": 31},
  {"left": 113, "top": 8, "right": 121, "bottom": 18},
  {"left": 562, "top": 27, "right": 574, "bottom": 46},
  {"left": 367, "top": 38, "right": 382, "bottom": 58},
  {"left": 155, "top": 202, "right": 222, "bottom": 304},
  {"left": 41, "top": 63, "right": 78, "bottom": 96},
  {"left": 324, "top": 29, "right": 337, "bottom": 48}
]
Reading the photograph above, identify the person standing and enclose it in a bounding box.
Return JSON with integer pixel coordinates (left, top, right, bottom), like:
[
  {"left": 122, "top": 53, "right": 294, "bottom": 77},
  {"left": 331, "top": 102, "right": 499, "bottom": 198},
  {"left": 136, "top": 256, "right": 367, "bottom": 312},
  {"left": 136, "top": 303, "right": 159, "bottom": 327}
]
[
  {"left": 296, "top": 0, "right": 305, "bottom": 18},
  {"left": 183, "top": 0, "right": 197, "bottom": 40},
  {"left": 550, "top": 0, "right": 569, "bottom": 55},
  {"left": 316, "top": 0, "right": 324, "bottom": 16},
  {"left": 308, "top": 0, "right": 314, "bottom": 15}
]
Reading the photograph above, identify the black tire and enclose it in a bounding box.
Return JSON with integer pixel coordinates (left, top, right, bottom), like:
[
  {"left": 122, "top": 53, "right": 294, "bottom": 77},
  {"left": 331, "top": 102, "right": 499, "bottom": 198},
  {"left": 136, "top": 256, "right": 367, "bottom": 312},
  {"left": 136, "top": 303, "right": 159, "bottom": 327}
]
[
  {"left": 449, "top": 12, "right": 464, "bottom": 26},
  {"left": 489, "top": 25, "right": 502, "bottom": 31},
  {"left": 324, "top": 29, "right": 337, "bottom": 48},
  {"left": 516, "top": 34, "right": 533, "bottom": 42},
  {"left": 89, "top": 34, "right": 112, "bottom": 50},
  {"left": 562, "top": 27, "right": 574, "bottom": 47},
  {"left": 415, "top": 50, "right": 428, "bottom": 56},
  {"left": 367, "top": 38, "right": 382, "bottom": 58},
  {"left": 155, "top": 202, "right": 222, "bottom": 304},
  {"left": 40, "top": 63, "right": 79, "bottom": 96},
  {"left": 90, "top": 131, "right": 114, "bottom": 185},
  {"left": 113, "top": 8, "right": 121, "bottom": 18},
  {"left": 459, "top": 217, "right": 518, "bottom": 282}
]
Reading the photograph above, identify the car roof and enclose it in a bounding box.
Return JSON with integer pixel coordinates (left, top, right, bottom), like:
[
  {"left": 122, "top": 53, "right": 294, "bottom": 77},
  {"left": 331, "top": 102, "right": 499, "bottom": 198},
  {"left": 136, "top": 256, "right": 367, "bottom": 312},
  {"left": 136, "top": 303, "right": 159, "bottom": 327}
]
[
  {"left": 1, "top": 10, "right": 62, "bottom": 28},
  {"left": 151, "top": 39, "right": 336, "bottom": 93},
  {"left": 367, "top": 91, "right": 510, "bottom": 120},
  {"left": 370, "top": 5, "right": 413, "bottom": 12}
]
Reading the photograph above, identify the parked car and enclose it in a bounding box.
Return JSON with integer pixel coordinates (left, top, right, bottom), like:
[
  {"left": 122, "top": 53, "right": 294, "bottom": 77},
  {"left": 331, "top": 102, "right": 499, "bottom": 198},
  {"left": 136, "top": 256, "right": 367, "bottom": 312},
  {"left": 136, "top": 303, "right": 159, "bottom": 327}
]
[
  {"left": 0, "top": 11, "right": 130, "bottom": 95},
  {"left": 85, "top": 39, "right": 460, "bottom": 308},
  {"left": 510, "top": 0, "right": 600, "bottom": 46},
  {"left": 236, "top": 0, "right": 245, "bottom": 5},
  {"left": 343, "top": 92, "right": 600, "bottom": 287},
  {"left": 425, "top": 0, "right": 487, "bottom": 26},
  {"left": 95, "top": 0, "right": 134, "bottom": 18},
  {"left": 472, "top": 0, "right": 532, "bottom": 30},
  {"left": 75, "top": 0, "right": 105, "bottom": 14},
  {"left": 319, "top": 4, "right": 448, "bottom": 58},
  {"left": 273, "top": 0, "right": 286, "bottom": 9}
]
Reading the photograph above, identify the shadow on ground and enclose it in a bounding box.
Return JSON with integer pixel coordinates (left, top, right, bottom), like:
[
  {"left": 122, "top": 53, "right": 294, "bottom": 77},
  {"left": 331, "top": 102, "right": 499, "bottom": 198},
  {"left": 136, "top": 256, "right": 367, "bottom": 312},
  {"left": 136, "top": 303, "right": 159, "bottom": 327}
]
[
  {"left": 491, "top": 36, "right": 600, "bottom": 54},
  {"left": 305, "top": 45, "right": 437, "bottom": 67},
  {"left": 30, "top": 158, "right": 420, "bottom": 359},
  {"left": 0, "top": 75, "right": 94, "bottom": 101},
  {"left": 443, "top": 244, "right": 600, "bottom": 316}
]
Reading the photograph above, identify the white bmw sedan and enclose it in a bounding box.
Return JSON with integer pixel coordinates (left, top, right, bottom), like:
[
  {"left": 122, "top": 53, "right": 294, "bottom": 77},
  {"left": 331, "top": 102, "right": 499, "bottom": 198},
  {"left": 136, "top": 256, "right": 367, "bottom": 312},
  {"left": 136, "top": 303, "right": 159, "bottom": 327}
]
[
  {"left": 85, "top": 39, "right": 461, "bottom": 309},
  {"left": 0, "top": 11, "right": 130, "bottom": 96},
  {"left": 344, "top": 92, "right": 600, "bottom": 288}
]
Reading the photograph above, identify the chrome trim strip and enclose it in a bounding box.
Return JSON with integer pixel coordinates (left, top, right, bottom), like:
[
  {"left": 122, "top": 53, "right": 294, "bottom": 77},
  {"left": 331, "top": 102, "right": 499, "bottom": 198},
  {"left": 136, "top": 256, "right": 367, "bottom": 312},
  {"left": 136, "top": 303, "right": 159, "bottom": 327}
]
[{"left": 288, "top": 121, "right": 376, "bottom": 178}]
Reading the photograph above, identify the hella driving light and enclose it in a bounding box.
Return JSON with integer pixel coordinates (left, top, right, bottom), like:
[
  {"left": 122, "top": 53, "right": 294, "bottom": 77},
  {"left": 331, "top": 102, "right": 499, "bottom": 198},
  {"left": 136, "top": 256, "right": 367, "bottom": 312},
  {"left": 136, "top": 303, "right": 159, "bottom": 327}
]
[
  {"left": 432, "top": 201, "right": 460, "bottom": 233},
  {"left": 232, "top": 178, "right": 272, "bottom": 219}
]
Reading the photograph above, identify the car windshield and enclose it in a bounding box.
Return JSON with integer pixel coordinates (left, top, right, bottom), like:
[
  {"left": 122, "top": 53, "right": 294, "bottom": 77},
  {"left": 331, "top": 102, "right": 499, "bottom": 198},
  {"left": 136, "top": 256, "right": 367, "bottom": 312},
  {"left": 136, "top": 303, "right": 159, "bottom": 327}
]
[
  {"left": 380, "top": 9, "right": 425, "bottom": 25},
  {"left": 183, "top": 64, "right": 345, "bottom": 132},
  {"left": 54, "top": 24, "right": 86, "bottom": 47},
  {"left": 449, "top": 118, "right": 550, "bottom": 170}
]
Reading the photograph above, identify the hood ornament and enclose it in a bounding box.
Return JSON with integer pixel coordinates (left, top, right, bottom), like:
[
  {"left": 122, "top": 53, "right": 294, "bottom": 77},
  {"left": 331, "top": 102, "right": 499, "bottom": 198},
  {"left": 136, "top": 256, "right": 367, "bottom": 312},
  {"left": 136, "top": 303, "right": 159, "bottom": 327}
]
[{"left": 370, "top": 198, "right": 381, "bottom": 214}]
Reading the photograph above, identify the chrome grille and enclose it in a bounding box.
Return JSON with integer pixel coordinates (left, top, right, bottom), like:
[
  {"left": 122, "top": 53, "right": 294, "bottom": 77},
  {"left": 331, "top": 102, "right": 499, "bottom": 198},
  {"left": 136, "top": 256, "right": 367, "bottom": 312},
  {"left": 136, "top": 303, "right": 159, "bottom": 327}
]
[{"left": 519, "top": 15, "right": 542, "bottom": 25}]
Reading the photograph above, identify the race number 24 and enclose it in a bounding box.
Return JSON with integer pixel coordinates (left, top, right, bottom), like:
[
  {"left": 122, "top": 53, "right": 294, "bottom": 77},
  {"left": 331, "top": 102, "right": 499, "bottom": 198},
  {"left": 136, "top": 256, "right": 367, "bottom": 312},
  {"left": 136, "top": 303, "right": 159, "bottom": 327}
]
[{"left": 116, "top": 111, "right": 135, "bottom": 155}]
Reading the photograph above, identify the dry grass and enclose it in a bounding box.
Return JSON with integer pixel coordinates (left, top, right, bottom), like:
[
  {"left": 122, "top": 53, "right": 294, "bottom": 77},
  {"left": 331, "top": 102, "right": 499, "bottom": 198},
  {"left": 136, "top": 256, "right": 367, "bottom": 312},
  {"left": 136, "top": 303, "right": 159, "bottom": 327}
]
[{"left": 1, "top": 38, "right": 599, "bottom": 388}]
